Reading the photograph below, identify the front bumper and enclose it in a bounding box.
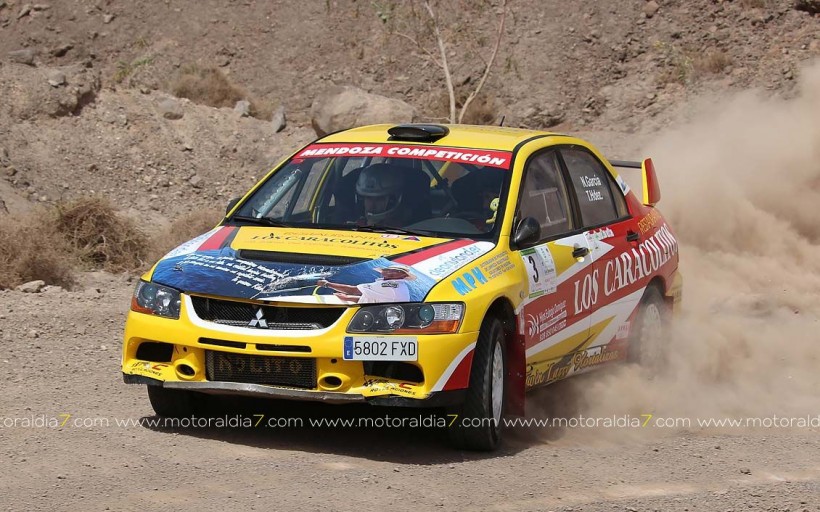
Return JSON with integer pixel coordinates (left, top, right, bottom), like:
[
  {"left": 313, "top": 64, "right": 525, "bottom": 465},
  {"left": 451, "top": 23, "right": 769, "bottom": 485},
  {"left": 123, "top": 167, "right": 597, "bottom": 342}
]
[
  {"left": 122, "top": 294, "right": 478, "bottom": 405},
  {"left": 123, "top": 373, "right": 467, "bottom": 407}
]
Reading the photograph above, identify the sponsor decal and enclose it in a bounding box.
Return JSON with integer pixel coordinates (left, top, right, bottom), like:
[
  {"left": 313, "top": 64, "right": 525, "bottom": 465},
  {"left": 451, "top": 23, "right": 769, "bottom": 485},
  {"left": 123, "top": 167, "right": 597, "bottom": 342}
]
[
  {"left": 571, "top": 345, "right": 621, "bottom": 371},
  {"left": 129, "top": 361, "right": 169, "bottom": 379},
  {"left": 573, "top": 223, "right": 679, "bottom": 315},
  {"left": 615, "top": 174, "right": 630, "bottom": 195},
  {"left": 249, "top": 231, "right": 401, "bottom": 250},
  {"left": 479, "top": 252, "right": 515, "bottom": 279},
  {"left": 615, "top": 321, "right": 631, "bottom": 340},
  {"left": 296, "top": 144, "right": 512, "bottom": 169},
  {"left": 211, "top": 352, "right": 307, "bottom": 379},
  {"left": 450, "top": 266, "right": 489, "bottom": 296},
  {"left": 526, "top": 300, "right": 568, "bottom": 343},
  {"left": 526, "top": 359, "right": 572, "bottom": 386},
  {"left": 416, "top": 243, "right": 491, "bottom": 279},
  {"left": 526, "top": 345, "right": 622, "bottom": 387},
  {"left": 637, "top": 209, "right": 663, "bottom": 234},
  {"left": 520, "top": 245, "right": 557, "bottom": 299},
  {"left": 586, "top": 227, "right": 614, "bottom": 243},
  {"left": 360, "top": 379, "right": 421, "bottom": 397}
]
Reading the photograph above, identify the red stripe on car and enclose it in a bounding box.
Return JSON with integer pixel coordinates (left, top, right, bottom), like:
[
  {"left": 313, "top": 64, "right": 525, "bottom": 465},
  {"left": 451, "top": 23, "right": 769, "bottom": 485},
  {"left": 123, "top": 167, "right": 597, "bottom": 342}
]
[
  {"left": 198, "top": 226, "right": 236, "bottom": 251},
  {"left": 393, "top": 239, "right": 475, "bottom": 266}
]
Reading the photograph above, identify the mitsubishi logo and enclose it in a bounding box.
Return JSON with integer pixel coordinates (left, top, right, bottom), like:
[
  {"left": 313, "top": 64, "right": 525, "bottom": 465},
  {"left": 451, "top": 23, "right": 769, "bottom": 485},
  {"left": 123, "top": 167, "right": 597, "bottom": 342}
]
[{"left": 248, "top": 308, "right": 268, "bottom": 329}]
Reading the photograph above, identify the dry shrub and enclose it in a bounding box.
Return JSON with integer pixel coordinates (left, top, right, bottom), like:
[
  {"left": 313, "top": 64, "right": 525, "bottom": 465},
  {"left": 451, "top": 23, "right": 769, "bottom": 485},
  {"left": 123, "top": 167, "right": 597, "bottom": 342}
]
[
  {"left": 170, "top": 65, "right": 272, "bottom": 120},
  {"left": 460, "top": 94, "right": 498, "bottom": 125},
  {"left": 694, "top": 50, "right": 732, "bottom": 75},
  {"left": 54, "top": 197, "right": 150, "bottom": 271},
  {"left": 433, "top": 89, "right": 498, "bottom": 125},
  {"left": 0, "top": 213, "right": 76, "bottom": 290},
  {"left": 171, "top": 65, "right": 245, "bottom": 108},
  {"left": 149, "top": 208, "right": 223, "bottom": 262},
  {"left": 794, "top": 0, "right": 820, "bottom": 13}
]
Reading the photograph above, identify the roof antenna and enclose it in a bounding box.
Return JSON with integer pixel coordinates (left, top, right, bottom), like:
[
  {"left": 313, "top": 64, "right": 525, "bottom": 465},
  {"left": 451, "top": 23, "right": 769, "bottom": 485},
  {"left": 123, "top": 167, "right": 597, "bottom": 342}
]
[{"left": 498, "top": 115, "right": 505, "bottom": 127}]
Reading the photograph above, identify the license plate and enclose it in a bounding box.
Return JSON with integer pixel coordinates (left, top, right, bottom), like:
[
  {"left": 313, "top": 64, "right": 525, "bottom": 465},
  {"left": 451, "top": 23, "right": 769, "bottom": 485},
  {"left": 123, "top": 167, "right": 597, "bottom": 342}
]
[{"left": 343, "top": 336, "right": 418, "bottom": 361}]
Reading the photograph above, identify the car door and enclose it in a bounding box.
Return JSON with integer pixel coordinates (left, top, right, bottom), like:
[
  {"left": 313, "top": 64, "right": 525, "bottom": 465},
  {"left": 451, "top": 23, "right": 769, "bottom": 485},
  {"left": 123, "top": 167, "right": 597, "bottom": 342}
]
[
  {"left": 558, "top": 146, "right": 639, "bottom": 367},
  {"left": 513, "top": 149, "right": 598, "bottom": 389}
]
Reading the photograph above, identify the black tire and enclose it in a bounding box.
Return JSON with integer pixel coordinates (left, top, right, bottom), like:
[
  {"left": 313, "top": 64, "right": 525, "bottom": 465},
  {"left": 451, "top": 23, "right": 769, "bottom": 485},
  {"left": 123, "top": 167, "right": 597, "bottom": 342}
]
[
  {"left": 146, "top": 385, "right": 196, "bottom": 418},
  {"left": 628, "top": 286, "right": 669, "bottom": 368},
  {"left": 447, "top": 316, "right": 507, "bottom": 451}
]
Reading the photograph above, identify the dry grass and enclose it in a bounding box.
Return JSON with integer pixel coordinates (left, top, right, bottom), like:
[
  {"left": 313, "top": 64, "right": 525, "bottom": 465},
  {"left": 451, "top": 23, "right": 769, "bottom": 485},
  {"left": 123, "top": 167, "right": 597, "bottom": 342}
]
[
  {"left": 54, "top": 197, "right": 151, "bottom": 272},
  {"left": 169, "top": 65, "right": 273, "bottom": 120},
  {"left": 694, "top": 50, "right": 732, "bottom": 75},
  {"left": 0, "top": 199, "right": 223, "bottom": 290},
  {"left": 0, "top": 214, "right": 76, "bottom": 290},
  {"left": 149, "top": 208, "right": 223, "bottom": 262}
]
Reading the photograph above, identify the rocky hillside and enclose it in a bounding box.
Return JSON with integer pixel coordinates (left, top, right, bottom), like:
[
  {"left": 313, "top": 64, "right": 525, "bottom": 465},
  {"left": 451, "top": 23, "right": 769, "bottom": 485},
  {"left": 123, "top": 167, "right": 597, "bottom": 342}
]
[{"left": 0, "top": 0, "right": 817, "bottom": 222}]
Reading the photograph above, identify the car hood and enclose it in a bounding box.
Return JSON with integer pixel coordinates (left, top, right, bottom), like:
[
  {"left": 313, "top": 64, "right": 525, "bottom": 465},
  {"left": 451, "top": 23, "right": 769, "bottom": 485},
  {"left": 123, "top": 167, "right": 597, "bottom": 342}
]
[{"left": 150, "top": 226, "right": 495, "bottom": 305}]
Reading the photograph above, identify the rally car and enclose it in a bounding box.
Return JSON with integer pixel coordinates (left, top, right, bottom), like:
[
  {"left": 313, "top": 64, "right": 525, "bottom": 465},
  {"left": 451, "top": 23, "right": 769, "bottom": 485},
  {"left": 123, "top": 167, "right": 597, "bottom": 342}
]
[{"left": 122, "top": 123, "right": 682, "bottom": 450}]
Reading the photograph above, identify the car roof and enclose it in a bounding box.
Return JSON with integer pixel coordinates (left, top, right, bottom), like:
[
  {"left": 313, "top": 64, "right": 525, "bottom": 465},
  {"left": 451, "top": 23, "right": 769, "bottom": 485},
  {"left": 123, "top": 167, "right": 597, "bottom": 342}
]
[{"left": 318, "top": 124, "right": 559, "bottom": 152}]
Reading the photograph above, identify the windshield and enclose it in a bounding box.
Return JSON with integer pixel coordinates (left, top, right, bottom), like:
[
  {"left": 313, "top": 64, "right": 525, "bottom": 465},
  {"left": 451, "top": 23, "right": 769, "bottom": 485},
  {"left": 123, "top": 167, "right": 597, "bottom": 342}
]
[{"left": 229, "top": 143, "right": 513, "bottom": 239}]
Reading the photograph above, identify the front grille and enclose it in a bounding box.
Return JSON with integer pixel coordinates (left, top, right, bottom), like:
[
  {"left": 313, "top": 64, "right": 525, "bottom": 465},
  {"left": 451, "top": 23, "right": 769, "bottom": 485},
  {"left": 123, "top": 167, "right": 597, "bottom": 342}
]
[
  {"left": 191, "top": 296, "right": 344, "bottom": 330},
  {"left": 205, "top": 350, "right": 316, "bottom": 388},
  {"left": 238, "top": 250, "right": 366, "bottom": 266}
]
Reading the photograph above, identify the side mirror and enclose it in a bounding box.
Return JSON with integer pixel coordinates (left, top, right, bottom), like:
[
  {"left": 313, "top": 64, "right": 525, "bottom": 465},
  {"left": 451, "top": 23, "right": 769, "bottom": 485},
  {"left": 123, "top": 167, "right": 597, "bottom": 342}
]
[
  {"left": 513, "top": 217, "right": 541, "bottom": 247},
  {"left": 225, "top": 197, "right": 241, "bottom": 215},
  {"left": 641, "top": 158, "right": 661, "bottom": 206}
]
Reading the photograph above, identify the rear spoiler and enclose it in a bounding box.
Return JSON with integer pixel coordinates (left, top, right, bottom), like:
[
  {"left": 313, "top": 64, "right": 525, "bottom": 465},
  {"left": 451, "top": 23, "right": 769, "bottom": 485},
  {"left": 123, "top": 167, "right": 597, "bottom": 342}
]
[{"left": 608, "top": 158, "right": 660, "bottom": 206}]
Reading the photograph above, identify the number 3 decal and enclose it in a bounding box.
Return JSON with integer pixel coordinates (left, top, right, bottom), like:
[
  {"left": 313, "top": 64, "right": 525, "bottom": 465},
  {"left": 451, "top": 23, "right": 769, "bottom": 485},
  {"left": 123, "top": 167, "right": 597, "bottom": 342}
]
[
  {"left": 520, "top": 245, "right": 557, "bottom": 299},
  {"left": 526, "top": 255, "right": 540, "bottom": 283}
]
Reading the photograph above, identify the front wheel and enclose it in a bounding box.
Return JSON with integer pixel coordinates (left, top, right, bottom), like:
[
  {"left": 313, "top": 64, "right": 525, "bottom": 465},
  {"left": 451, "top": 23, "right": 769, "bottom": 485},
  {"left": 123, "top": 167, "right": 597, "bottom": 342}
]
[
  {"left": 146, "top": 385, "right": 196, "bottom": 418},
  {"left": 447, "top": 316, "right": 506, "bottom": 451}
]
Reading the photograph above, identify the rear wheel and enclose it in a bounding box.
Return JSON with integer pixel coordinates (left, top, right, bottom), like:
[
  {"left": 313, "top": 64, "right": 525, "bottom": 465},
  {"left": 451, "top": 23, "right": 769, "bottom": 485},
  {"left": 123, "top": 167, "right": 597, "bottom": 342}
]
[
  {"left": 629, "top": 286, "right": 668, "bottom": 369},
  {"left": 447, "top": 316, "right": 506, "bottom": 451},
  {"left": 146, "top": 385, "right": 196, "bottom": 418}
]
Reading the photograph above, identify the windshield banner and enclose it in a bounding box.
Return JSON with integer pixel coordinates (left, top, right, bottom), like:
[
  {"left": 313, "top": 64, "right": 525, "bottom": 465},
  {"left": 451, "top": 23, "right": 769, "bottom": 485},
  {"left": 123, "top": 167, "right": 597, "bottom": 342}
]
[{"left": 295, "top": 143, "right": 512, "bottom": 169}]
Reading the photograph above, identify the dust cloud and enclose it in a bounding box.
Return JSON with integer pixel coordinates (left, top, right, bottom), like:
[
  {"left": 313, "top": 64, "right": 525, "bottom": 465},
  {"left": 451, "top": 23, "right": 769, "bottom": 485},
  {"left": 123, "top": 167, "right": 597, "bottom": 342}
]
[{"left": 566, "top": 60, "right": 820, "bottom": 431}]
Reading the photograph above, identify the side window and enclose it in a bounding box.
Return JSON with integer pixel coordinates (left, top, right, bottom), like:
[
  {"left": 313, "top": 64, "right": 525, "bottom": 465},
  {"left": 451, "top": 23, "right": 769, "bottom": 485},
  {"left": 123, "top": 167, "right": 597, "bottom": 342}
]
[
  {"left": 607, "top": 172, "right": 629, "bottom": 218},
  {"left": 562, "top": 148, "right": 622, "bottom": 227},
  {"left": 517, "top": 150, "right": 573, "bottom": 240}
]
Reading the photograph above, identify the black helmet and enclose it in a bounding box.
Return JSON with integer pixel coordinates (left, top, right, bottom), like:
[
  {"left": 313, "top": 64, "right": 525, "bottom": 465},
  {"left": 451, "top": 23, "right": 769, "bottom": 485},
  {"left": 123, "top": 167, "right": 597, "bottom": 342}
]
[{"left": 355, "top": 164, "right": 404, "bottom": 222}]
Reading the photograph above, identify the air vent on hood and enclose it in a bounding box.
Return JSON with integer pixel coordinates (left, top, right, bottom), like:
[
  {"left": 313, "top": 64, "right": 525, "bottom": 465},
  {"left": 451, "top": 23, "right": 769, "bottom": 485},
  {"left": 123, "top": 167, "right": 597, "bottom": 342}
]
[{"left": 237, "top": 250, "right": 367, "bottom": 266}]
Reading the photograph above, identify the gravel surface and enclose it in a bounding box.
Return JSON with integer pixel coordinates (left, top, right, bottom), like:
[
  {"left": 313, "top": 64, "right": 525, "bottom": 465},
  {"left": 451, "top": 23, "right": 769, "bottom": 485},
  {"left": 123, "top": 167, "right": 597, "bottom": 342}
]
[{"left": 1, "top": 274, "right": 818, "bottom": 511}]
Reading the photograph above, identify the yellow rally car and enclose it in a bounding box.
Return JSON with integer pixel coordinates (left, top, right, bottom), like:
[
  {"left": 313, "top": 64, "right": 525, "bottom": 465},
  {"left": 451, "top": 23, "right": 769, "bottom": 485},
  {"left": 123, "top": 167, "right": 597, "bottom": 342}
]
[{"left": 122, "top": 124, "right": 682, "bottom": 450}]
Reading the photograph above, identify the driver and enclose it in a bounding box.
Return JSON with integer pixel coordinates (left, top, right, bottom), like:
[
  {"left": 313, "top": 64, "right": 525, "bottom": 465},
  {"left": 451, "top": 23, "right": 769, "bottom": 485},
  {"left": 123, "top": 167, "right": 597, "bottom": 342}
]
[{"left": 355, "top": 163, "right": 408, "bottom": 226}]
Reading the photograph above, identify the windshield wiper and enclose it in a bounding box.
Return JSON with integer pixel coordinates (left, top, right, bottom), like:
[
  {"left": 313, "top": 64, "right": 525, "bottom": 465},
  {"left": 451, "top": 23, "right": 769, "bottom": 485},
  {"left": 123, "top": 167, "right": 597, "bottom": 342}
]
[
  {"left": 230, "top": 215, "right": 291, "bottom": 227},
  {"left": 350, "top": 225, "right": 432, "bottom": 237}
]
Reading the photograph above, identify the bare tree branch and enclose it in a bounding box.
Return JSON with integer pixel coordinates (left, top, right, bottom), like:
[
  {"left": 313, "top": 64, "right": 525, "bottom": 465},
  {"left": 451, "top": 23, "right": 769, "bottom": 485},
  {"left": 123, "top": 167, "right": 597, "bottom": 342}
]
[
  {"left": 423, "top": 0, "right": 456, "bottom": 124},
  {"left": 458, "top": 0, "right": 507, "bottom": 124},
  {"left": 395, "top": 31, "right": 443, "bottom": 68}
]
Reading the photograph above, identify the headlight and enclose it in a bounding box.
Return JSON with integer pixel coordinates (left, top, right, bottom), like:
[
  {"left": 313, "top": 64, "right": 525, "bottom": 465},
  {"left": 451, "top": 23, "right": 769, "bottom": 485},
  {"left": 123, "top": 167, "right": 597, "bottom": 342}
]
[
  {"left": 348, "top": 303, "right": 464, "bottom": 334},
  {"left": 131, "top": 281, "right": 181, "bottom": 319}
]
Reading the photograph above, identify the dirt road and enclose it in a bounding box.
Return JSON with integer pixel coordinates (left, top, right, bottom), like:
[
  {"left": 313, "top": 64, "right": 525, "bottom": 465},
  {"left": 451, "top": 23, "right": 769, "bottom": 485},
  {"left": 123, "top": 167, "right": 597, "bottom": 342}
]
[{"left": 0, "top": 272, "right": 817, "bottom": 512}]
